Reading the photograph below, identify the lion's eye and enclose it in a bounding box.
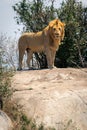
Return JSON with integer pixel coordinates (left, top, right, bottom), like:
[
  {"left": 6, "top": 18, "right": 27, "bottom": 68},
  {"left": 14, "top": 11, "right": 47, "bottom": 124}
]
[
  {"left": 59, "top": 27, "right": 61, "bottom": 31},
  {"left": 53, "top": 28, "right": 56, "bottom": 31}
]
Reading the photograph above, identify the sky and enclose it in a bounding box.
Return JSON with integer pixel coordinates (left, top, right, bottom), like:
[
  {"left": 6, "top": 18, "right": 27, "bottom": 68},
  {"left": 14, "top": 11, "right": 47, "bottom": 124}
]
[
  {"left": 0, "top": 0, "right": 23, "bottom": 39},
  {"left": 0, "top": 0, "right": 87, "bottom": 40}
]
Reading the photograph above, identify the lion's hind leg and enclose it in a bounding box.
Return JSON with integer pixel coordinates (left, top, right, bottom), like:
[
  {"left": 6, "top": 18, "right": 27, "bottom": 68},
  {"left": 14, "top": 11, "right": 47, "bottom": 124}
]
[
  {"left": 18, "top": 48, "right": 25, "bottom": 70},
  {"left": 26, "top": 49, "right": 33, "bottom": 69}
]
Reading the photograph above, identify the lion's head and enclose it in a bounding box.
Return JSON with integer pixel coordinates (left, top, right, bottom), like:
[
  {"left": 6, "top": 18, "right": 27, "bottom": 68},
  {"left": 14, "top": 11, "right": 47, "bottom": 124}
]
[{"left": 49, "top": 19, "right": 65, "bottom": 41}]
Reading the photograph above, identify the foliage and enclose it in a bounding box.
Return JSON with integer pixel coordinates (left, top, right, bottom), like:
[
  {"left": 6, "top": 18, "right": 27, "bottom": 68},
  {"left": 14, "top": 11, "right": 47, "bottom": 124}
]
[
  {"left": 0, "top": 66, "right": 14, "bottom": 110},
  {"left": 13, "top": 0, "right": 56, "bottom": 32},
  {"left": 0, "top": 34, "right": 6, "bottom": 70},
  {"left": 0, "top": 34, "right": 18, "bottom": 70},
  {"left": 0, "top": 70, "right": 13, "bottom": 103},
  {"left": 56, "top": 0, "right": 87, "bottom": 67}
]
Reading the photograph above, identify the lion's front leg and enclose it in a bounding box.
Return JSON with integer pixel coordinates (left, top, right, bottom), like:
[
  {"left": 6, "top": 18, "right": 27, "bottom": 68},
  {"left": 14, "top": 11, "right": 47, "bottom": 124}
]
[
  {"left": 45, "top": 48, "right": 53, "bottom": 69},
  {"left": 51, "top": 49, "right": 56, "bottom": 68}
]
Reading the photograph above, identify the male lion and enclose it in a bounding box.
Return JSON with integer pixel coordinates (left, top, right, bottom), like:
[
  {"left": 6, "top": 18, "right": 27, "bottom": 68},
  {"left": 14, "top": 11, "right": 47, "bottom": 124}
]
[{"left": 18, "top": 19, "right": 65, "bottom": 70}]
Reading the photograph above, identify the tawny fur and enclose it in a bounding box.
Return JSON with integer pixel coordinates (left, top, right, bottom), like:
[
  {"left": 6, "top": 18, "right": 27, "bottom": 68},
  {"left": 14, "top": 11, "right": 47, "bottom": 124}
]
[{"left": 18, "top": 19, "right": 65, "bottom": 70}]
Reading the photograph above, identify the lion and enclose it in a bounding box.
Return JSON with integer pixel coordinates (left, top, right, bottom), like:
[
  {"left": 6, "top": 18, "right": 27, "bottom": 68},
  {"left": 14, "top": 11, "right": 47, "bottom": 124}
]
[{"left": 18, "top": 19, "right": 65, "bottom": 70}]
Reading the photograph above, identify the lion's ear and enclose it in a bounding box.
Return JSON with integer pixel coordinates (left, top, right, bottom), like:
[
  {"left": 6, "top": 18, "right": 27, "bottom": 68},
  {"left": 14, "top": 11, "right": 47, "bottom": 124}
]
[
  {"left": 61, "top": 22, "right": 65, "bottom": 41},
  {"left": 61, "top": 27, "right": 65, "bottom": 41},
  {"left": 62, "top": 22, "right": 66, "bottom": 27}
]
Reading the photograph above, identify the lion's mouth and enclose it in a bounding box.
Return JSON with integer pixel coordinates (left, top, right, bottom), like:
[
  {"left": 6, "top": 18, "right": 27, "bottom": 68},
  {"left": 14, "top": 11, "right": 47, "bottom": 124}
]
[
  {"left": 54, "top": 33, "right": 60, "bottom": 38},
  {"left": 54, "top": 35, "right": 60, "bottom": 39}
]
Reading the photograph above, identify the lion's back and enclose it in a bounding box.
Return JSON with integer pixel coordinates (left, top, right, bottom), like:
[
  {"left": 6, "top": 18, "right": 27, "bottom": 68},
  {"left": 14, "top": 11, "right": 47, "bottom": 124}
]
[{"left": 18, "top": 31, "right": 45, "bottom": 52}]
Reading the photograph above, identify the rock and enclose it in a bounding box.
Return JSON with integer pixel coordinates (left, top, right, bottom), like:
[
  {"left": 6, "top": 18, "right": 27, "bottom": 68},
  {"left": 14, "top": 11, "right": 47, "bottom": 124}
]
[
  {"left": 0, "top": 110, "right": 13, "bottom": 130},
  {"left": 11, "top": 68, "right": 87, "bottom": 130}
]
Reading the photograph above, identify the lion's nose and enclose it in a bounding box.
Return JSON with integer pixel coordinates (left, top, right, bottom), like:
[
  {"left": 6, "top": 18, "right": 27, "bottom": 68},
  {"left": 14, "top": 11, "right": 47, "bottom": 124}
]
[{"left": 55, "top": 33, "right": 59, "bottom": 37}]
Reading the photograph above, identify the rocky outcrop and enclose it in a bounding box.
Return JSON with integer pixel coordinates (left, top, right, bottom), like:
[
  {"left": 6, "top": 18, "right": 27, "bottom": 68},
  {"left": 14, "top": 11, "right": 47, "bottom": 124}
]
[
  {"left": 0, "top": 110, "right": 13, "bottom": 130},
  {"left": 11, "top": 68, "right": 87, "bottom": 130}
]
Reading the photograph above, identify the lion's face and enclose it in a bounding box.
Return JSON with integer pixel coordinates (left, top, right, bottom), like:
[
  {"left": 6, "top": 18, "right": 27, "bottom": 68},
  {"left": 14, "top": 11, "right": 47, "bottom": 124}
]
[{"left": 49, "top": 19, "right": 65, "bottom": 41}]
